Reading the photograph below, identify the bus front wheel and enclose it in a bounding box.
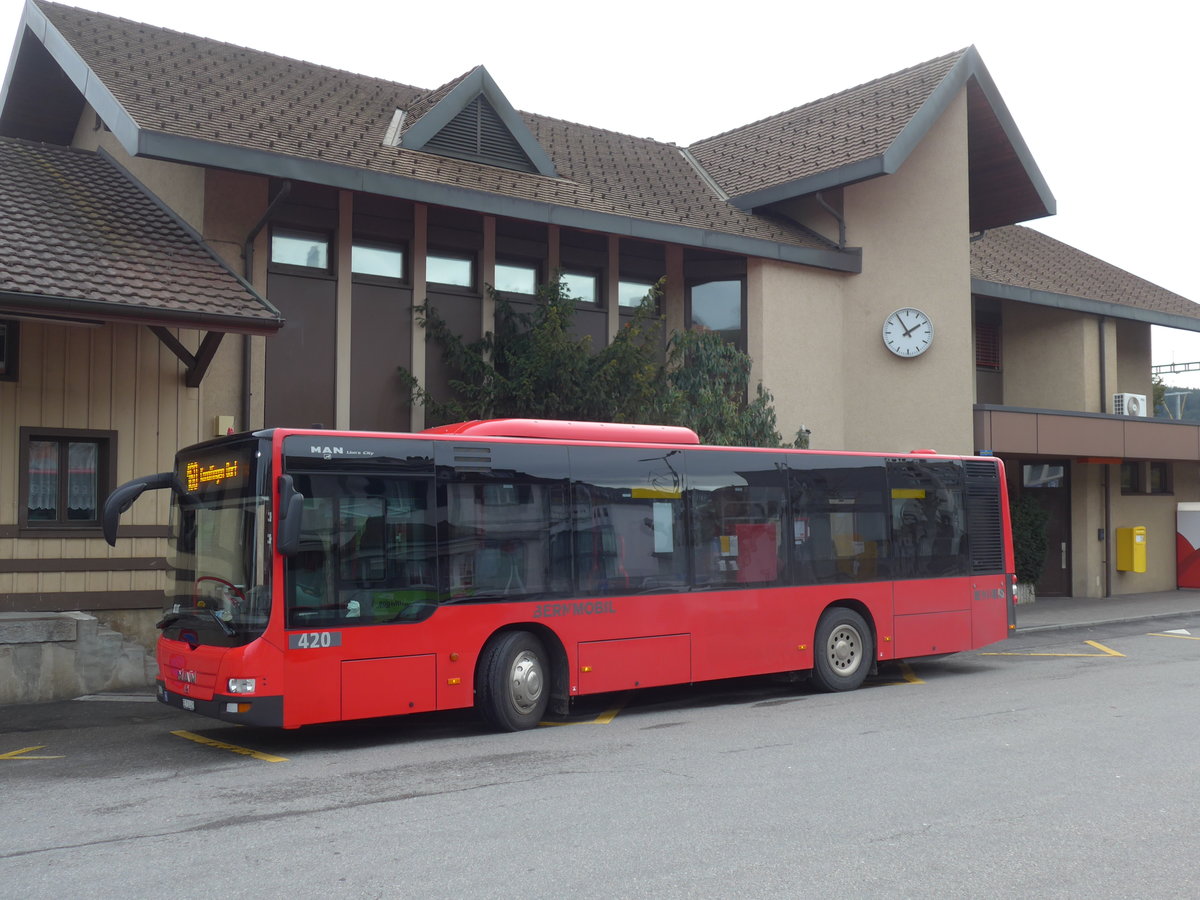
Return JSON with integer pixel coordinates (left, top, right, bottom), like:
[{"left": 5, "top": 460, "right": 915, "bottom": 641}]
[
  {"left": 810, "top": 608, "right": 872, "bottom": 692},
  {"left": 477, "top": 631, "right": 549, "bottom": 732}
]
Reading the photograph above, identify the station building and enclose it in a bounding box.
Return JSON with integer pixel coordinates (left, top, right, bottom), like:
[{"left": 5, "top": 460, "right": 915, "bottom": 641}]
[{"left": 3, "top": 0, "right": 1200, "bottom": 698}]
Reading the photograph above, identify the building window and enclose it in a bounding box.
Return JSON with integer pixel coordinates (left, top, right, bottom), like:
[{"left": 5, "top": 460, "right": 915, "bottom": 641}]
[
  {"left": 975, "top": 320, "right": 1001, "bottom": 370},
  {"left": 0, "top": 320, "right": 18, "bottom": 381},
  {"left": 1120, "top": 462, "right": 1140, "bottom": 493},
  {"left": 352, "top": 241, "right": 405, "bottom": 279},
  {"left": 561, "top": 270, "right": 600, "bottom": 304},
  {"left": 271, "top": 228, "right": 331, "bottom": 270},
  {"left": 688, "top": 279, "right": 744, "bottom": 348},
  {"left": 1150, "top": 462, "right": 1172, "bottom": 494},
  {"left": 427, "top": 252, "right": 475, "bottom": 288},
  {"left": 494, "top": 260, "right": 538, "bottom": 295},
  {"left": 618, "top": 280, "right": 655, "bottom": 309},
  {"left": 20, "top": 429, "right": 115, "bottom": 530}
]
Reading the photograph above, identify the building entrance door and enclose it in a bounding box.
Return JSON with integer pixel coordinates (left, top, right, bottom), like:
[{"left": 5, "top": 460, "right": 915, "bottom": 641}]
[{"left": 1020, "top": 460, "right": 1071, "bottom": 596}]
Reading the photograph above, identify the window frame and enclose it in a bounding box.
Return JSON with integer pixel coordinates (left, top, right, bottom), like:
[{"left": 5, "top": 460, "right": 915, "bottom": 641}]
[
  {"left": 686, "top": 276, "right": 747, "bottom": 351},
  {"left": 492, "top": 258, "right": 540, "bottom": 297},
  {"left": 350, "top": 238, "right": 407, "bottom": 283},
  {"left": 18, "top": 427, "right": 118, "bottom": 534},
  {"left": 0, "top": 319, "right": 18, "bottom": 382},
  {"left": 426, "top": 249, "right": 478, "bottom": 292},
  {"left": 617, "top": 278, "right": 658, "bottom": 311},
  {"left": 560, "top": 268, "right": 603, "bottom": 306},
  {"left": 269, "top": 226, "right": 334, "bottom": 276}
]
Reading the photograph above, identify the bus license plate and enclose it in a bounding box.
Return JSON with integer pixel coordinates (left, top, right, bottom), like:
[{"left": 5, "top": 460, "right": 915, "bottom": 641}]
[{"left": 182, "top": 698, "right": 195, "bottom": 711}]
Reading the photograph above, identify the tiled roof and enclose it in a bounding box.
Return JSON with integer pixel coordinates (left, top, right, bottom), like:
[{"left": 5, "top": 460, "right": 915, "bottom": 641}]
[
  {"left": 31, "top": 2, "right": 837, "bottom": 255},
  {"left": 971, "top": 225, "right": 1200, "bottom": 321},
  {"left": 0, "top": 136, "right": 281, "bottom": 328},
  {"left": 689, "top": 50, "right": 966, "bottom": 200}
]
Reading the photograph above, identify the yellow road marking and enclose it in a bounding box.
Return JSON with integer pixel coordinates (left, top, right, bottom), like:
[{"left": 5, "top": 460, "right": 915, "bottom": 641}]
[
  {"left": 540, "top": 700, "right": 626, "bottom": 727},
  {"left": 171, "top": 730, "right": 287, "bottom": 762},
  {"left": 983, "top": 639, "right": 1125, "bottom": 658},
  {"left": 1, "top": 746, "right": 65, "bottom": 760},
  {"left": 871, "top": 661, "right": 925, "bottom": 686},
  {"left": 1149, "top": 632, "right": 1200, "bottom": 640}
]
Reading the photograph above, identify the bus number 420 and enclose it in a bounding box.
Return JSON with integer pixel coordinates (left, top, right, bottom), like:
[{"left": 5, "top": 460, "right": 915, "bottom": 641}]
[{"left": 288, "top": 631, "right": 342, "bottom": 650}]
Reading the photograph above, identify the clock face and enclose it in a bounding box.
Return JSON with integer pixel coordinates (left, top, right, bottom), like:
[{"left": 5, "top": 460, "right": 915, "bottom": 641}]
[{"left": 882, "top": 307, "right": 934, "bottom": 357}]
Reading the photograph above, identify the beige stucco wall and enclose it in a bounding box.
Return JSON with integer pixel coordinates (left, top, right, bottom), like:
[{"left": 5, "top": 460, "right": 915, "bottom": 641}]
[
  {"left": 1002, "top": 302, "right": 1099, "bottom": 412},
  {"left": 1114, "top": 319, "right": 1152, "bottom": 404},
  {"left": 753, "top": 259, "right": 847, "bottom": 448},
  {"left": 836, "top": 88, "right": 974, "bottom": 455}
]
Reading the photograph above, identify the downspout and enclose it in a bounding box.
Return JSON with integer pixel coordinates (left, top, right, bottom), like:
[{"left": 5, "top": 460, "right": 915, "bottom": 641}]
[
  {"left": 1099, "top": 315, "right": 1112, "bottom": 597},
  {"left": 240, "top": 181, "right": 292, "bottom": 430},
  {"left": 814, "top": 191, "right": 846, "bottom": 250}
]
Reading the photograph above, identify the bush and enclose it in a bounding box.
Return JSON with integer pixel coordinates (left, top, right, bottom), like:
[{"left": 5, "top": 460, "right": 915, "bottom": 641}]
[{"left": 1010, "top": 494, "right": 1049, "bottom": 585}]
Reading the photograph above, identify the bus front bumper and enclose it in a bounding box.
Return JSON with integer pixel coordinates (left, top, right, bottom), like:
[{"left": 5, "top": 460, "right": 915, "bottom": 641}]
[{"left": 157, "top": 681, "right": 284, "bottom": 727}]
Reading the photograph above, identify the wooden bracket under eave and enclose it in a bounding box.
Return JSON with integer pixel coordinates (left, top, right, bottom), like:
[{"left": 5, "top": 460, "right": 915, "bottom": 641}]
[{"left": 149, "top": 326, "right": 226, "bottom": 388}]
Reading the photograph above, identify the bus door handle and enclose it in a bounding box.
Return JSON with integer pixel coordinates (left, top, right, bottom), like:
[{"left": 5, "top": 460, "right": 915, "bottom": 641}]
[{"left": 1061, "top": 542, "right": 1067, "bottom": 569}]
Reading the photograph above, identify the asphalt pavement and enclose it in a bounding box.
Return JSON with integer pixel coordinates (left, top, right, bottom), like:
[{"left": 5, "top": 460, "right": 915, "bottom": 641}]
[{"left": 1014, "top": 587, "right": 1200, "bottom": 632}]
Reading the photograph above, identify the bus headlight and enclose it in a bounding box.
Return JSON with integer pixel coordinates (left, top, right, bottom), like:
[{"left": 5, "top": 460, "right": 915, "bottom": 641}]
[{"left": 227, "top": 678, "right": 256, "bottom": 694}]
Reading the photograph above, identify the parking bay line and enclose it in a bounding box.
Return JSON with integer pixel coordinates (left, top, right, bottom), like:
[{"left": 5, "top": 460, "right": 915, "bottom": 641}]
[
  {"left": 171, "top": 730, "right": 288, "bottom": 762},
  {"left": 982, "top": 640, "right": 1125, "bottom": 658},
  {"left": 1, "top": 746, "right": 65, "bottom": 760},
  {"left": 1148, "top": 631, "right": 1200, "bottom": 640}
]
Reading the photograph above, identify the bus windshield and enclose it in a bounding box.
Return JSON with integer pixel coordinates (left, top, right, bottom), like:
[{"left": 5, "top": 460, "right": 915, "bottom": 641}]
[{"left": 162, "top": 440, "right": 270, "bottom": 647}]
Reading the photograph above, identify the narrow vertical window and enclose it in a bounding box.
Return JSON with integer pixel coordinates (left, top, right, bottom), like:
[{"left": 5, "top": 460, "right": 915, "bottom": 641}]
[{"left": 0, "top": 320, "right": 18, "bottom": 381}]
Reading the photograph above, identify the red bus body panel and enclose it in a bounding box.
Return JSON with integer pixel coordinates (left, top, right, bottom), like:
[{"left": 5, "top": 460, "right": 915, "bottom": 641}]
[{"left": 155, "top": 428, "right": 1015, "bottom": 729}]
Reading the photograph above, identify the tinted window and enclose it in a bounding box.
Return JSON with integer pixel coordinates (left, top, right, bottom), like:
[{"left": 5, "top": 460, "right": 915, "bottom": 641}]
[
  {"left": 686, "top": 450, "right": 787, "bottom": 588},
  {"left": 789, "top": 459, "right": 889, "bottom": 583},
  {"left": 570, "top": 446, "right": 687, "bottom": 594},
  {"left": 285, "top": 473, "right": 437, "bottom": 627},
  {"left": 437, "top": 443, "right": 571, "bottom": 602},
  {"left": 887, "top": 459, "right": 968, "bottom": 578}
]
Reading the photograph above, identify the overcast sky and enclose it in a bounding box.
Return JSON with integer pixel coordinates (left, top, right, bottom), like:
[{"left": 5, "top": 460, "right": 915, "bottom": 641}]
[{"left": 4, "top": 0, "right": 1198, "bottom": 385}]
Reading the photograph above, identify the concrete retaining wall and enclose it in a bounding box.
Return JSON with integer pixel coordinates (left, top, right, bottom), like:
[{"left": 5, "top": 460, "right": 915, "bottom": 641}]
[{"left": 0, "top": 612, "right": 155, "bottom": 705}]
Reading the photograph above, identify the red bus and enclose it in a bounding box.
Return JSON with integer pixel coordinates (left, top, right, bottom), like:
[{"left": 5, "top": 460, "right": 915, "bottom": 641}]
[{"left": 103, "top": 419, "right": 1015, "bottom": 731}]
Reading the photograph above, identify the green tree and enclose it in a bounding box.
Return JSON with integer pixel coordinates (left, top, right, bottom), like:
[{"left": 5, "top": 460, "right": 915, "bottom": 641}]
[{"left": 400, "top": 277, "right": 796, "bottom": 447}]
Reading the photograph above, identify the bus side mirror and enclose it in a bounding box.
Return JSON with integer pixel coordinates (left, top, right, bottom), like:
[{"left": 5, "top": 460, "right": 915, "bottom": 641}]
[
  {"left": 102, "top": 472, "right": 175, "bottom": 547},
  {"left": 277, "top": 475, "right": 304, "bottom": 556}
]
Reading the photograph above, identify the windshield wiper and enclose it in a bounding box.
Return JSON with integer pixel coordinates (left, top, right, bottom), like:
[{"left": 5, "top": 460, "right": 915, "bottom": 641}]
[{"left": 155, "top": 608, "right": 238, "bottom": 636}]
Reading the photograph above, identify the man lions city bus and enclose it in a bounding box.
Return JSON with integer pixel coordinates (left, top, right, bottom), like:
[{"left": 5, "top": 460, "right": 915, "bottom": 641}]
[{"left": 103, "top": 419, "right": 1015, "bottom": 732}]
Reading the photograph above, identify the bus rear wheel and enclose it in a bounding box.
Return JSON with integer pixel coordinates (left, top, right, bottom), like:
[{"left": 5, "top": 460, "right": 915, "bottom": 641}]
[
  {"left": 477, "top": 631, "right": 549, "bottom": 732},
  {"left": 810, "top": 608, "right": 872, "bottom": 692}
]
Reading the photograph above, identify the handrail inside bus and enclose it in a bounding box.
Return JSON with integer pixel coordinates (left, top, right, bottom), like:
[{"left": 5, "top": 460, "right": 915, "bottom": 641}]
[{"left": 421, "top": 418, "right": 701, "bottom": 445}]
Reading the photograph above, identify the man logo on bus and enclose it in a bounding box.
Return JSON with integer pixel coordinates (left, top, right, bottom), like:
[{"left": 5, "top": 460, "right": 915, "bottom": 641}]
[{"left": 311, "top": 445, "right": 345, "bottom": 459}]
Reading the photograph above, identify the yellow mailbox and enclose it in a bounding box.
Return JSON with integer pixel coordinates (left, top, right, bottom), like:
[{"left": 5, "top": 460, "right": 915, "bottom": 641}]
[{"left": 1116, "top": 526, "right": 1147, "bottom": 573}]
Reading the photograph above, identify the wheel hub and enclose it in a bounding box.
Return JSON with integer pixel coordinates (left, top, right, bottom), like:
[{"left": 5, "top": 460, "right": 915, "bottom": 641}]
[
  {"left": 509, "top": 650, "right": 543, "bottom": 714},
  {"left": 829, "top": 627, "right": 860, "bottom": 674}
]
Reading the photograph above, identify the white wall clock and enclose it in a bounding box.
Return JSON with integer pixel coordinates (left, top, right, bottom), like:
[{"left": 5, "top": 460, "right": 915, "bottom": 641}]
[{"left": 882, "top": 307, "right": 934, "bottom": 357}]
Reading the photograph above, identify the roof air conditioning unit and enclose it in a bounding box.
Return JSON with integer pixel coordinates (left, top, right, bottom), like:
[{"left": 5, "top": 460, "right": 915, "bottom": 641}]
[{"left": 1113, "top": 392, "right": 1148, "bottom": 417}]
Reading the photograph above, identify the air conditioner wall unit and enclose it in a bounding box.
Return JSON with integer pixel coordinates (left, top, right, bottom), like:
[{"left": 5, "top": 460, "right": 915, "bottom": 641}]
[{"left": 1113, "top": 392, "right": 1148, "bottom": 417}]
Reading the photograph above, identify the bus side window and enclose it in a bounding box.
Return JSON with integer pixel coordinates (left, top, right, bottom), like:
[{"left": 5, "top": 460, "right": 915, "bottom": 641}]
[
  {"left": 790, "top": 463, "right": 888, "bottom": 584},
  {"left": 570, "top": 447, "right": 687, "bottom": 595}
]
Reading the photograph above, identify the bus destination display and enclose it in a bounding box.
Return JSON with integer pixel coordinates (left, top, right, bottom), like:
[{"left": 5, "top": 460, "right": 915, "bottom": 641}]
[{"left": 179, "top": 450, "right": 249, "bottom": 494}]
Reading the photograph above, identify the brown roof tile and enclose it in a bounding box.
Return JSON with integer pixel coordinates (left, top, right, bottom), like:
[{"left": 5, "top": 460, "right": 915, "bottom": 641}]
[
  {"left": 33, "top": 2, "right": 837, "bottom": 255},
  {"left": 0, "top": 136, "right": 281, "bottom": 328},
  {"left": 971, "top": 225, "right": 1200, "bottom": 321},
  {"left": 689, "top": 50, "right": 966, "bottom": 200}
]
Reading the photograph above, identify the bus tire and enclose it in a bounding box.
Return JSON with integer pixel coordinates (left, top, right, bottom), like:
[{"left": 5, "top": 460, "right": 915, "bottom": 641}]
[
  {"left": 809, "top": 608, "right": 872, "bottom": 693},
  {"left": 477, "top": 631, "right": 549, "bottom": 732}
]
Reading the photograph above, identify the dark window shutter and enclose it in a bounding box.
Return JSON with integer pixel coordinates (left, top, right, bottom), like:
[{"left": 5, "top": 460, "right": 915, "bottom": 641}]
[{"left": 975, "top": 321, "right": 1001, "bottom": 370}]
